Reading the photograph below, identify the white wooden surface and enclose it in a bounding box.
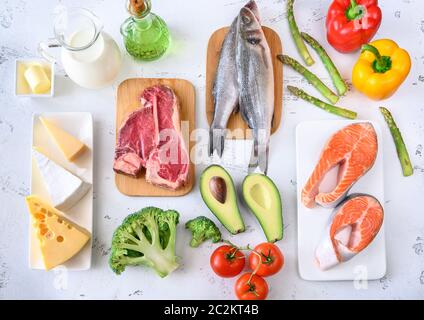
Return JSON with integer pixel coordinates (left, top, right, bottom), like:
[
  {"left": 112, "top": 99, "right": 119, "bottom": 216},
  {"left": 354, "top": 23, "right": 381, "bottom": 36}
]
[{"left": 0, "top": 0, "right": 423, "bottom": 300}]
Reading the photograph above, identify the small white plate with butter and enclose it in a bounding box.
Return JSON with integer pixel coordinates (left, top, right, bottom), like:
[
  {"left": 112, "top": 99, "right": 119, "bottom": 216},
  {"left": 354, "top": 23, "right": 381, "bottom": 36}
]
[
  {"left": 30, "top": 112, "right": 93, "bottom": 271},
  {"left": 16, "top": 59, "right": 55, "bottom": 97}
]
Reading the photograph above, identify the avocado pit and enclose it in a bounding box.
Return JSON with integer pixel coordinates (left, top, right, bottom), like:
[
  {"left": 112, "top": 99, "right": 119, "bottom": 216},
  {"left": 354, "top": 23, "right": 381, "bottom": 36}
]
[{"left": 209, "top": 176, "right": 227, "bottom": 204}]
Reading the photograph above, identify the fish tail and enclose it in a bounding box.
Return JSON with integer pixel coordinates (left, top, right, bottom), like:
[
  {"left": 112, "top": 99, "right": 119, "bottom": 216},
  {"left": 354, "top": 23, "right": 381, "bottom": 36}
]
[
  {"left": 258, "top": 143, "right": 269, "bottom": 175},
  {"left": 248, "top": 131, "right": 269, "bottom": 175},
  {"left": 248, "top": 138, "right": 259, "bottom": 173},
  {"left": 209, "top": 128, "right": 226, "bottom": 157}
]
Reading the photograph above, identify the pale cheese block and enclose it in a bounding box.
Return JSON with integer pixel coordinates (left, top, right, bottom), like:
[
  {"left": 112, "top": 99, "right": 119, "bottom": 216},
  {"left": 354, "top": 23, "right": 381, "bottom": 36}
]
[
  {"left": 32, "top": 148, "right": 91, "bottom": 211},
  {"left": 25, "top": 195, "right": 91, "bottom": 271},
  {"left": 39, "top": 117, "right": 87, "bottom": 162}
]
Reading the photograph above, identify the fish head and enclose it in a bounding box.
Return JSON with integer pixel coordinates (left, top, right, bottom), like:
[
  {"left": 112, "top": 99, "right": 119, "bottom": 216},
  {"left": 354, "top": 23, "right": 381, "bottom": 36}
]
[
  {"left": 244, "top": 0, "right": 260, "bottom": 22},
  {"left": 238, "top": 7, "right": 264, "bottom": 47}
]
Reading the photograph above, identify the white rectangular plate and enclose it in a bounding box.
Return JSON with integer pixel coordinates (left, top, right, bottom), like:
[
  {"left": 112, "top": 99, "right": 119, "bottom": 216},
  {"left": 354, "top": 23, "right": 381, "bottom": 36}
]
[
  {"left": 296, "top": 120, "right": 386, "bottom": 281},
  {"left": 30, "top": 112, "right": 93, "bottom": 271}
]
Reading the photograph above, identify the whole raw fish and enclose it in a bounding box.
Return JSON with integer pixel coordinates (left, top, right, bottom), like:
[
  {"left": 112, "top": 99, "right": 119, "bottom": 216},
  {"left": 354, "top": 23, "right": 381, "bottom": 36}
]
[
  {"left": 236, "top": 5, "right": 274, "bottom": 174},
  {"left": 209, "top": 0, "right": 260, "bottom": 157}
]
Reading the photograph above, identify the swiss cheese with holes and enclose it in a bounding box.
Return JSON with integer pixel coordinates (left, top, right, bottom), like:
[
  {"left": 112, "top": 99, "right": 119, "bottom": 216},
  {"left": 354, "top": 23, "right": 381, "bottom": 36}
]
[{"left": 25, "top": 195, "right": 91, "bottom": 270}]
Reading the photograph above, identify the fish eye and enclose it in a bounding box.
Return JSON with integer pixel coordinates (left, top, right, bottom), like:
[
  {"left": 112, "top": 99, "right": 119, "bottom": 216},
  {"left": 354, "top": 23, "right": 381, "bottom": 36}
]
[{"left": 247, "top": 37, "right": 260, "bottom": 45}]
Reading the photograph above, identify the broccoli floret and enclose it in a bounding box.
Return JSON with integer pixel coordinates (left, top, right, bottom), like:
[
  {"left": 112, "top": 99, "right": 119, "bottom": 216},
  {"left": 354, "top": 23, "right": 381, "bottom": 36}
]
[
  {"left": 109, "top": 207, "right": 180, "bottom": 278},
  {"left": 185, "top": 216, "right": 222, "bottom": 248}
]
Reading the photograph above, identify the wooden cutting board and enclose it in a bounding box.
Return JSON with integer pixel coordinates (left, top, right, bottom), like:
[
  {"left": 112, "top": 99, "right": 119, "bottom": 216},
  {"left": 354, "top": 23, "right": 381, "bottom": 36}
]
[
  {"left": 206, "top": 26, "right": 283, "bottom": 138},
  {"left": 115, "top": 78, "right": 195, "bottom": 197}
]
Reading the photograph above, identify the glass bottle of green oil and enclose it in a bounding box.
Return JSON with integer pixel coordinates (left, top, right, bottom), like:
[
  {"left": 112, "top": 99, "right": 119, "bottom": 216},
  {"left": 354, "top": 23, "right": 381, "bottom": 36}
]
[{"left": 121, "top": 0, "right": 170, "bottom": 61}]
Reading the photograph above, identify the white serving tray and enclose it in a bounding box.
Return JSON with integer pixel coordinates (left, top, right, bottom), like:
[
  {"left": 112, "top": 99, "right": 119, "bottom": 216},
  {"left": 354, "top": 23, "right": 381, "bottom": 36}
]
[
  {"left": 296, "top": 120, "right": 386, "bottom": 281},
  {"left": 30, "top": 112, "right": 93, "bottom": 271}
]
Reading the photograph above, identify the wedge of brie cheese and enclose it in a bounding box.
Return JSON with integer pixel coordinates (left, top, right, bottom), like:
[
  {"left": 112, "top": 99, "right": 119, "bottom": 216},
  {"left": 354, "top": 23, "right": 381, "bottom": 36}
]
[{"left": 32, "top": 148, "right": 91, "bottom": 211}]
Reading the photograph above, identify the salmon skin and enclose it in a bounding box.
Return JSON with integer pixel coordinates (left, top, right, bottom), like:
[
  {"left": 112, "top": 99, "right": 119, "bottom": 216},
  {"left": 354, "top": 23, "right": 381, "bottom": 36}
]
[
  {"left": 302, "top": 122, "right": 378, "bottom": 208},
  {"left": 315, "top": 194, "right": 384, "bottom": 270}
]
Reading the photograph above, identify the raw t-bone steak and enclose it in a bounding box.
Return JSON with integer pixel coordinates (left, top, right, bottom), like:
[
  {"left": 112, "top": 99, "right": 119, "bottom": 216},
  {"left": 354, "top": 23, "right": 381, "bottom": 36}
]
[{"left": 114, "top": 85, "right": 189, "bottom": 190}]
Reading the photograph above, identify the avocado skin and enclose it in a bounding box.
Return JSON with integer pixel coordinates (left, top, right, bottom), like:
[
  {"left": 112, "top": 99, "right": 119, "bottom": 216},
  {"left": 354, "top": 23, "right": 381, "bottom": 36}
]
[
  {"left": 242, "top": 174, "right": 283, "bottom": 242},
  {"left": 200, "top": 165, "right": 245, "bottom": 235}
]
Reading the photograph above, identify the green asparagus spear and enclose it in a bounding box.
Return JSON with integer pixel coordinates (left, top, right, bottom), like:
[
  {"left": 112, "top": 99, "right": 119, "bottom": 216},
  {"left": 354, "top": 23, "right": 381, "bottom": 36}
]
[
  {"left": 287, "top": 0, "right": 314, "bottom": 66},
  {"left": 301, "top": 32, "right": 348, "bottom": 96},
  {"left": 287, "top": 86, "right": 357, "bottom": 119},
  {"left": 278, "top": 55, "right": 339, "bottom": 104},
  {"left": 379, "top": 107, "right": 414, "bottom": 177}
]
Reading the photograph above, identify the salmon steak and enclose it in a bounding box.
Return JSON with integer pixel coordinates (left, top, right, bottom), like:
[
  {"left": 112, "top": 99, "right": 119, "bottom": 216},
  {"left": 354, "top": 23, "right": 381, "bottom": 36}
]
[
  {"left": 315, "top": 194, "right": 384, "bottom": 270},
  {"left": 302, "top": 122, "right": 378, "bottom": 208}
]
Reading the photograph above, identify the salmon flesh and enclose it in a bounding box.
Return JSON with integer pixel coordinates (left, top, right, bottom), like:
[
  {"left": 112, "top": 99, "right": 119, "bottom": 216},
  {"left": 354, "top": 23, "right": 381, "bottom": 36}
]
[
  {"left": 302, "top": 123, "right": 378, "bottom": 208},
  {"left": 315, "top": 194, "right": 384, "bottom": 270}
]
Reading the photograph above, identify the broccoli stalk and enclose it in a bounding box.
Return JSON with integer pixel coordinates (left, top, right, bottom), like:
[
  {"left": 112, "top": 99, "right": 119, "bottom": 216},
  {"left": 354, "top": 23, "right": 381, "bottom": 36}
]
[
  {"left": 185, "top": 216, "right": 222, "bottom": 248},
  {"left": 109, "top": 207, "right": 180, "bottom": 278}
]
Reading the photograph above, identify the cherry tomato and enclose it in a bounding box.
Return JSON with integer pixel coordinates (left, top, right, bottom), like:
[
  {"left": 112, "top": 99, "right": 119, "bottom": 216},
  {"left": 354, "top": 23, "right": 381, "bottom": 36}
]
[
  {"left": 210, "top": 245, "right": 245, "bottom": 278},
  {"left": 235, "top": 273, "right": 269, "bottom": 300},
  {"left": 249, "top": 243, "right": 284, "bottom": 277}
]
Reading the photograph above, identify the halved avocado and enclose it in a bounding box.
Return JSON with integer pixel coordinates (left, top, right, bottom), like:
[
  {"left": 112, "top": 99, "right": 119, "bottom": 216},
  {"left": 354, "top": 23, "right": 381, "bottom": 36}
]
[
  {"left": 242, "top": 174, "right": 283, "bottom": 242},
  {"left": 200, "top": 165, "right": 245, "bottom": 234}
]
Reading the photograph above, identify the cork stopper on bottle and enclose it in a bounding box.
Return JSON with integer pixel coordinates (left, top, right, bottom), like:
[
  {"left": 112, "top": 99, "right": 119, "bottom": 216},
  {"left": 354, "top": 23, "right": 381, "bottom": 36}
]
[{"left": 130, "top": 0, "right": 146, "bottom": 15}]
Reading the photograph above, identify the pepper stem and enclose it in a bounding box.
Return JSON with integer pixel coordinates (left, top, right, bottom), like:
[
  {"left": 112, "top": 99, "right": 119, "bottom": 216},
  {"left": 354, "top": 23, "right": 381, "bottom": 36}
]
[
  {"left": 361, "top": 44, "right": 392, "bottom": 73},
  {"left": 346, "top": 0, "right": 365, "bottom": 20}
]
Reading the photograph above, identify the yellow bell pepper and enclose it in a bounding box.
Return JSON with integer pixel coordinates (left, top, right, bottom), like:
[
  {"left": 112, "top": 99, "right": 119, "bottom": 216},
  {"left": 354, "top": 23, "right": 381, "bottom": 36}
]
[{"left": 352, "top": 39, "right": 411, "bottom": 101}]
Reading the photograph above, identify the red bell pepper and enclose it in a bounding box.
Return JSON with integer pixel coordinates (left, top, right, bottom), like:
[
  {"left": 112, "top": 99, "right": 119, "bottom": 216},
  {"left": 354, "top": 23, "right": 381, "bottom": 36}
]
[{"left": 326, "top": 0, "right": 382, "bottom": 53}]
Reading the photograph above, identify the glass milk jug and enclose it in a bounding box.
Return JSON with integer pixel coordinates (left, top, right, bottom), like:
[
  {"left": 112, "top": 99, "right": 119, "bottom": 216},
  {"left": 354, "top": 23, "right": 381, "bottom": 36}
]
[{"left": 39, "top": 7, "right": 122, "bottom": 89}]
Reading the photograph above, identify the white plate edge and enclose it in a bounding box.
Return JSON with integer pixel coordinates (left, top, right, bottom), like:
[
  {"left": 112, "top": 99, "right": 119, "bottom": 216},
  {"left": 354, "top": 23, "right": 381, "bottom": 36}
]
[{"left": 295, "top": 120, "right": 387, "bottom": 281}]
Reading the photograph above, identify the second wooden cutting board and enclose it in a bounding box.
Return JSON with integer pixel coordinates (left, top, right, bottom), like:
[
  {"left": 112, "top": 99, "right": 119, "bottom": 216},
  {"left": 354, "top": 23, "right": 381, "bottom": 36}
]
[
  {"left": 206, "top": 26, "right": 283, "bottom": 138},
  {"left": 115, "top": 78, "right": 195, "bottom": 197}
]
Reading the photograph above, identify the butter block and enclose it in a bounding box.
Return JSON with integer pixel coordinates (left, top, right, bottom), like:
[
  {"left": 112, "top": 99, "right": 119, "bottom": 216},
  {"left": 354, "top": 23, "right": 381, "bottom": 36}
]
[
  {"left": 24, "top": 64, "right": 51, "bottom": 94},
  {"left": 16, "top": 63, "right": 32, "bottom": 95}
]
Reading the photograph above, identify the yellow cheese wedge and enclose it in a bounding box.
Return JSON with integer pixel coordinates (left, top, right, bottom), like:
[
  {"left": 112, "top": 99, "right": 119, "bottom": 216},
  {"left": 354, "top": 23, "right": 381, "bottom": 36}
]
[
  {"left": 24, "top": 65, "right": 51, "bottom": 94},
  {"left": 25, "top": 195, "right": 91, "bottom": 271},
  {"left": 39, "top": 117, "right": 87, "bottom": 162}
]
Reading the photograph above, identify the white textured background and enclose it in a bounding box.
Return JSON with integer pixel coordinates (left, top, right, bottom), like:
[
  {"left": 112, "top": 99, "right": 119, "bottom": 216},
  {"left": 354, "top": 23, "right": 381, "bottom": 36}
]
[{"left": 0, "top": 0, "right": 423, "bottom": 300}]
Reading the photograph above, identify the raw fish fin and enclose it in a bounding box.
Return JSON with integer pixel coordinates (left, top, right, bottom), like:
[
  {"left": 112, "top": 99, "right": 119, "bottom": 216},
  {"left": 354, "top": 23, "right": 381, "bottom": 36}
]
[
  {"left": 239, "top": 108, "right": 254, "bottom": 129},
  {"left": 209, "top": 128, "right": 226, "bottom": 158}
]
